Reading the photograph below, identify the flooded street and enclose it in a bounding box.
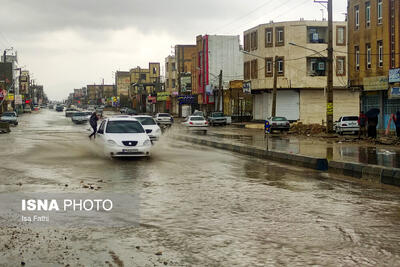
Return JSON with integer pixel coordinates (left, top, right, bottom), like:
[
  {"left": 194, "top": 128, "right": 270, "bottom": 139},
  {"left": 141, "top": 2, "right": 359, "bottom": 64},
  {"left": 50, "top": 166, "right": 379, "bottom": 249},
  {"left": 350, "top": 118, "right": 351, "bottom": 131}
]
[{"left": 1, "top": 110, "right": 400, "bottom": 266}]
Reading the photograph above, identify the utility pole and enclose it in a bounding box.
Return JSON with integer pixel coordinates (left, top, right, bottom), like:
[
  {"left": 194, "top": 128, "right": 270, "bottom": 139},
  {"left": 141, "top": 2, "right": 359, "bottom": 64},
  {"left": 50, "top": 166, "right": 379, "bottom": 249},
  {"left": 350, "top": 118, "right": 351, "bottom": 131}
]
[
  {"left": 218, "top": 69, "right": 223, "bottom": 113},
  {"left": 326, "top": 0, "right": 334, "bottom": 132},
  {"left": 272, "top": 56, "right": 278, "bottom": 117},
  {"left": 3, "top": 50, "right": 6, "bottom": 63}
]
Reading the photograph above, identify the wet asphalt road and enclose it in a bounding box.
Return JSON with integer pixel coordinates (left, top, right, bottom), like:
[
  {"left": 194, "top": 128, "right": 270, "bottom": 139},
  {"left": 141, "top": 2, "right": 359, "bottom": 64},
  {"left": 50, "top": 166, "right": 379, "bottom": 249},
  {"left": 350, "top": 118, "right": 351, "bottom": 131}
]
[{"left": 1, "top": 110, "right": 400, "bottom": 266}]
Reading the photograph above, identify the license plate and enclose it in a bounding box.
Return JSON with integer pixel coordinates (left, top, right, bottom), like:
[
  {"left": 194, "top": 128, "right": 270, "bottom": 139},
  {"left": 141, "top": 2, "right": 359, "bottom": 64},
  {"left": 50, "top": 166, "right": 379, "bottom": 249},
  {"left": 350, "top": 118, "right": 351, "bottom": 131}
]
[{"left": 123, "top": 149, "right": 138, "bottom": 152}]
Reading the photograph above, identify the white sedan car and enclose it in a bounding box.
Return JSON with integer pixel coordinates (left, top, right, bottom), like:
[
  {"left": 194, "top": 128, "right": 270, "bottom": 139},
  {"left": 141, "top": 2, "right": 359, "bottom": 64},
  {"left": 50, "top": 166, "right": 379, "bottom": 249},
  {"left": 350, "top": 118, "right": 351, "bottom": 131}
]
[
  {"left": 132, "top": 115, "right": 162, "bottom": 142},
  {"left": 182, "top": 116, "right": 209, "bottom": 133},
  {"left": 96, "top": 116, "right": 152, "bottom": 158},
  {"left": 335, "top": 116, "right": 359, "bottom": 135}
]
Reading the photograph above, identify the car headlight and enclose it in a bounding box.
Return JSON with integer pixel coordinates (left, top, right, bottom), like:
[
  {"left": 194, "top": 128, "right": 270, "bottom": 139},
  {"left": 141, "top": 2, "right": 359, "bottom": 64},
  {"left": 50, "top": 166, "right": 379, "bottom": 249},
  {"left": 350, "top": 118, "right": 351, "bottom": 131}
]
[
  {"left": 107, "top": 140, "right": 117, "bottom": 145},
  {"left": 143, "top": 140, "right": 151, "bottom": 146}
]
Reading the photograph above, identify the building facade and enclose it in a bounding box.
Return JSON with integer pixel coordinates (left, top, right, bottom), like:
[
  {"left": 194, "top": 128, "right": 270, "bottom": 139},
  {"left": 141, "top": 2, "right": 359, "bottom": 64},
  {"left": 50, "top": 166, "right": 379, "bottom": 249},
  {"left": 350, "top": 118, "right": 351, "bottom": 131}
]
[
  {"left": 195, "top": 35, "right": 243, "bottom": 114},
  {"left": 348, "top": 0, "right": 400, "bottom": 129},
  {"left": 165, "top": 55, "right": 178, "bottom": 115},
  {"left": 244, "top": 20, "right": 359, "bottom": 123}
]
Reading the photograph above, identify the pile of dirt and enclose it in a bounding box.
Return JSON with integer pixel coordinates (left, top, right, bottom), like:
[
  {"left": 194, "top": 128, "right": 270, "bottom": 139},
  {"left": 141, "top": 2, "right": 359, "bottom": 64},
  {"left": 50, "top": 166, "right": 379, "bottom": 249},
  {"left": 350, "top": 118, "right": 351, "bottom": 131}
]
[{"left": 290, "top": 122, "right": 326, "bottom": 136}]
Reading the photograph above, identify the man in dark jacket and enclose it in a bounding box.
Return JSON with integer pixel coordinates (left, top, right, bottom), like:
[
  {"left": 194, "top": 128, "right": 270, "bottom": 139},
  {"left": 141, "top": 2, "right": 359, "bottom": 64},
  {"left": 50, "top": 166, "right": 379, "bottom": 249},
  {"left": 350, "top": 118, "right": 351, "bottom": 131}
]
[
  {"left": 89, "top": 111, "right": 99, "bottom": 139},
  {"left": 394, "top": 111, "right": 400, "bottom": 137}
]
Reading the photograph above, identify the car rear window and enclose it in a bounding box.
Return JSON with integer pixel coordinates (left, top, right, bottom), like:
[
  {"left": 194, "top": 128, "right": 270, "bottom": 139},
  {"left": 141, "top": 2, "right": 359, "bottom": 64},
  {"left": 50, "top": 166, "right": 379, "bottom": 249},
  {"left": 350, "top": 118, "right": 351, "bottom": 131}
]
[
  {"left": 2, "top": 112, "right": 15, "bottom": 116},
  {"left": 158, "top": 114, "right": 170, "bottom": 117},
  {"left": 106, "top": 121, "right": 145, "bottom": 134},
  {"left": 190, "top": 116, "right": 205, "bottom": 121},
  {"left": 272, "top": 117, "right": 287, "bottom": 121},
  {"left": 136, "top": 117, "right": 156, "bottom": 125},
  {"left": 212, "top": 113, "right": 223, "bottom": 117},
  {"left": 74, "top": 112, "right": 85, "bottom": 116},
  {"left": 343, "top": 116, "right": 358, "bottom": 121}
]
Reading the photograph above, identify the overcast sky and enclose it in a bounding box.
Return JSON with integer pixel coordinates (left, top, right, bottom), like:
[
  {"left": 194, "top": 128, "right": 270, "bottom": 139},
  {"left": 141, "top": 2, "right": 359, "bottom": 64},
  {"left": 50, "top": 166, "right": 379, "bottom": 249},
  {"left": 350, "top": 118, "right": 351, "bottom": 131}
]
[{"left": 0, "top": 0, "right": 347, "bottom": 100}]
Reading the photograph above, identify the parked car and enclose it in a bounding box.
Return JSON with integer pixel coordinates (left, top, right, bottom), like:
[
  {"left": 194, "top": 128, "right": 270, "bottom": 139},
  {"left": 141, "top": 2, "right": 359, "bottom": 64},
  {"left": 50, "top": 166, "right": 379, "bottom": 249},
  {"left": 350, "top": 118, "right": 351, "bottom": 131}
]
[
  {"left": 182, "top": 116, "right": 208, "bottom": 133},
  {"left": 23, "top": 107, "right": 32, "bottom": 113},
  {"left": 56, "top": 105, "right": 64, "bottom": 112},
  {"left": 65, "top": 108, "right": 77, "bottom": 117},
  {"left": 71, "top": 112, "right": 89, "bottom": 124},
  {"left": 335, "top": 116, "right": 359, "bottom": 135},
  {"left": 48, "top": 104, "right": 54, "bottom": 109},
  {"left": 33, "top": 105, "right": 40, "bottom": 111},
  {"left": 0, "top": 111, "right": 18, "bottom": 125},
  {"left": 95, "top": 116, "right": 152, "bottom": 158},
  {"left": 192, "top": 111, "right": 204, "bottom": 117},
  {"left": 133, "top": 115, "right": 162, "bottom": 142},
  {"left": 207, "top": 112, "right": 227, "bottom": 126},
  {"left": 266, "top": 116, "right": 290, "bottom": 132},
  {"left": 155, "top": 113, "right": 173, "bottom": 126}
]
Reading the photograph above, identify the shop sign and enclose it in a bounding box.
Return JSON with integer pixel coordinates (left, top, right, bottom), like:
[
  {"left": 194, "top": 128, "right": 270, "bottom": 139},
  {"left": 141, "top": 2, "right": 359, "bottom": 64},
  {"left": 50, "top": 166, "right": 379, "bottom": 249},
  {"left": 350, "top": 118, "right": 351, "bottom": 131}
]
[
  {"left": 389, "top": 68, "right": 400, "bottom": 83},
  {"left": 389, "top": 87, "right": 400, "bottom": 99},
  {"left": 148, "top": 96, "right": 157, "bottom": 103},
  {"left": 156, "top": 92, "right": 170, "bottom": 101},
  {"left": 7, "top": 93, "right": 14, "bottom": 101},
  {"left": 243, "top": 81, "right": 251, "bottom": 94},
  {"left": 180, "top": 76, "right": 192, "bottom": 93},
  {"left": 15, "top": 95, "right": 22, "bottom": 105},
  {"left": 178, "top": 95, "right": 196, "bottom": 105},
  {"left": 0, "top": 89, "right": 5, "bottom": 101},
  {"left": 363, "top": 76, "right": 388, "bottom": 91}
]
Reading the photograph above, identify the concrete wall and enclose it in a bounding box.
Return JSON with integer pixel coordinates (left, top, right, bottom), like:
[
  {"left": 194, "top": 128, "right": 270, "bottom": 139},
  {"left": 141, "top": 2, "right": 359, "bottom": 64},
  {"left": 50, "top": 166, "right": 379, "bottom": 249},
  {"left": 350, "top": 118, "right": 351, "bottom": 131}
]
[{"left": 300, "top": 89, "right": 360, "bottom": 124}]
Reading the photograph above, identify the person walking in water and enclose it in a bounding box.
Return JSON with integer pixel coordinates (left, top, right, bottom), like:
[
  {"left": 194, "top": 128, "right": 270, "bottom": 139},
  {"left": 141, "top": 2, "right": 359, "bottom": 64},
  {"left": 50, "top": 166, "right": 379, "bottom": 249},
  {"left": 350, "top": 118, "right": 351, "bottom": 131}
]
[{"left": 89, "top": 111, "right": 99, "bottom": 139}]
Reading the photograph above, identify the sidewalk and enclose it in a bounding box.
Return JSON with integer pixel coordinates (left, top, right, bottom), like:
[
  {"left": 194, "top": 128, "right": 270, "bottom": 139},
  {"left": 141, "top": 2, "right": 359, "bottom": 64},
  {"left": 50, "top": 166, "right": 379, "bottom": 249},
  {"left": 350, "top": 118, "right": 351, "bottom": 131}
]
[{"left": 205, "top": 126, "right": 400, "bottom": 169}]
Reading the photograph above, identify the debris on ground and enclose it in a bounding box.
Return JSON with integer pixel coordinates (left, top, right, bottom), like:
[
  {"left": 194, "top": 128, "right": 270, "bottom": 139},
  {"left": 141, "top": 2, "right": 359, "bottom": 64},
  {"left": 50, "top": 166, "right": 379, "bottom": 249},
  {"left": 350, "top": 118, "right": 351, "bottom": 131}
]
[{"left": 289, "top": 122, "right": 326, "bottom": 136}]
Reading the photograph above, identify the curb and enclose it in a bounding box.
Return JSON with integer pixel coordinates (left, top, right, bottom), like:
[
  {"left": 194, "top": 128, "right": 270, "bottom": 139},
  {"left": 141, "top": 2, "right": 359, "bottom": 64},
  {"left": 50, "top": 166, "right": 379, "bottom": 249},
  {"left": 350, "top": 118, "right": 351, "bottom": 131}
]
[{"left": 173, "top": 134, "right": 400, "bottom": 187}]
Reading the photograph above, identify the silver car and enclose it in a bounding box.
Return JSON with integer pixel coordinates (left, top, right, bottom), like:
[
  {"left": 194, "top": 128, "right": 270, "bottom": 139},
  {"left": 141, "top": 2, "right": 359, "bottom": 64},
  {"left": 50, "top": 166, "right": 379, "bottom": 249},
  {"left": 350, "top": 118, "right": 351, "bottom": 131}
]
[
  {"left": 0, "top": 111, "right": 18, "bottom": 125},
  {"left": 266, "top": 116, "right": 290, "bottom": 132}
]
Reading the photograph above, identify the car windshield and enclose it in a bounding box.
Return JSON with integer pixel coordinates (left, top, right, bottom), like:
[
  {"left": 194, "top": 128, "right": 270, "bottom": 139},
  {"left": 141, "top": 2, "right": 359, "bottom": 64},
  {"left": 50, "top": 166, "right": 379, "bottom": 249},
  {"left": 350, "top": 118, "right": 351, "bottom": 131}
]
[
  {"left": 106, "top": 121, "right": 145, "bottom": 134},
  {"left": 272, "top": 117, "right": 287, "bottom": 121},
  {"left": 136, "top": 117, "right": 156, "bottom": 125},
  {"left": 343, "top": 116, "right": 358, "bottom": 121},
  {"left": 158, "top": 113, "right": 170, "bottom": 117},
  {"left": 190, "top": 116, "right": 205, "bottom": 121},
  {"left": 2, "top": 112, "right": 15, "bottom": 117},
  {"left": 212, "top": 112, "right": 223, "bottom": 117}
]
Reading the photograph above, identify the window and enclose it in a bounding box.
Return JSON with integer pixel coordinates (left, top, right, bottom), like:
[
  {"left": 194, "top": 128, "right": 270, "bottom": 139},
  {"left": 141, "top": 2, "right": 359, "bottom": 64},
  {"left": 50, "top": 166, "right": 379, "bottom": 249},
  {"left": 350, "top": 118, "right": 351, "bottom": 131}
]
[
  {"left": 244, "top": 34, "right": 250, "bottom": 52},
  {"left": 366, "top": 43, "right": 371, "bottom": 69},
  {"left": 106, "top": 121, "right": 145, "bottom": 134},
  {"left": 265, "top": 28, "right": 273, "bottom": 47},
  {"left": 166, "top": 79, "right": 169, "bottom": 88},
  {"left": 307, "top": 57, "right": 326, "bottom": 76},
  {"left": 251, "top": 59, "right": 258, "bottom": 79},
  {"left": 276, "top": 57, "right": 284, "bottom": 76},
  {"left": 355, "top": 5, "right": 359, "bottom": 30},
  {"left": 276, "top": 27, "right": 284, "bottom": 46},
  {"left": 153, "top": 67, "right": 157, "bottom": 74},
  {"left": 307, "top": 27, "right": 328, "bottom": 43},
  {"left": 355, "top": 46, "right": 360, "bottom": 71},
  {"left": 251, "top": 31, "right": 258, "bottom": 51},
  {"left": 365, "top": 2, "right": 370, "bottom": 27},
  {"left": 336, "top": 57, "right": 346, "bottom": 76},
  {"left": 244, "top": 61, "right": 251, "bottom": 80},
  {"left": 378, "top": 40, "right": 383, "bottom": 67},
  {"left": 172, "top": 79, "right": 176, "bottom": 88},
  {"left": 265, "top": 57, "right": 273, "bottom": 77},
  {"left": 172, "top": 63, "right": 176, "bottom": 71},
  {"left": 377, "top": 0, "right": 383, "bottom": 24},
  {"left": 140, "top": 73, "right": 147, "bottom": 80},
  {"left": 336, "top": 26, "right": 346, "bottom": 46}
]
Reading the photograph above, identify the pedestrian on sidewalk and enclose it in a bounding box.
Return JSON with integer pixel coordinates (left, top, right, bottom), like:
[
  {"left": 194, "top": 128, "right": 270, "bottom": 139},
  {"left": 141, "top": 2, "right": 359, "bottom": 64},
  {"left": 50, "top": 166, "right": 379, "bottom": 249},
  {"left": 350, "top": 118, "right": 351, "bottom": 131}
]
[
  {"left": 358, "top": 111, "right": 367, "bottom": 138},
  {"left": 394, "top": 111, "right": 400, "bottom": 137},
  {"left": 89, "top": 111, "right": 99, "bottom": 139}
]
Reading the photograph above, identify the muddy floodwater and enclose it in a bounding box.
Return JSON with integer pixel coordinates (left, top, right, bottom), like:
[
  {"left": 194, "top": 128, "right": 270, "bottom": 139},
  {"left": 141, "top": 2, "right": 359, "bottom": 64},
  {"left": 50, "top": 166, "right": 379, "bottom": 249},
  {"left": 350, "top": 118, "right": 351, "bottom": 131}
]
[{"left": 1, "top": 110, "right": 400, "bottom": 266}]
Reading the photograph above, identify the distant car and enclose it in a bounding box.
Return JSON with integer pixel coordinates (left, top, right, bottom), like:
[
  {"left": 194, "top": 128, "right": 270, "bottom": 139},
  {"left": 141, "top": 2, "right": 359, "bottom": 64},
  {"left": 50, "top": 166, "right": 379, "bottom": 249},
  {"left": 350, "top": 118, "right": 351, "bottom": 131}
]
[
  {"left": 133, "top": 115, "right": 162, "bottom": 142},
  {"left": 23, "top": 107, "right": 32, "bottom": 113},
  {"left": 48, "top": 104, "right": 54, "bottom": 109},
  {"left": 192, "top": 111, "right": 204, "bottom": 117},
  {"left": 208, "top": 112, "right": 227, "bottom": 126},
  {"left": 120, "top": 107, "right": 128, "bottom": 114},
  {"left": 95, "top": 116, "right": 152, "bottom": 158},
  {"left": 182, "top": 116, "right": 208, "bottom": 133},
  {"left": 95, "top": 107, "right": 104, "bottom": 116},
  {"left": 0, "top": 111, "right": 18, "bottom": 125},
  {"left": 56, "top": 105, "right": 64, "bottom": 112},
  {"left": 155, "top": 113, "right": 173, "bottom": 126},
  {"left": 335, "top": 116, "right": 359, "bottom": 135},
  {"left": 33, "top": 105, "right": 40, "bottom": 111},
  {"left": 71, "top": 112, "right": 89, "bottom": 124},
  {"left": 65, "top": 108, "right": 77, "bottom": 117},
  {"left": 266, "top": 116, "right": 290, "bottom": 132}
]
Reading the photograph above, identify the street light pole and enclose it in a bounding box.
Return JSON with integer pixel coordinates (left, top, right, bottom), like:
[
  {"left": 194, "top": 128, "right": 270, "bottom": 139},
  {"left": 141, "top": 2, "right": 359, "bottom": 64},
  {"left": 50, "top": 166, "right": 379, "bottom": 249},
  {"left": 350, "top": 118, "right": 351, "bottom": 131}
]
[{"left": 272, "top": 56, "right": 278, "bottom": 117}]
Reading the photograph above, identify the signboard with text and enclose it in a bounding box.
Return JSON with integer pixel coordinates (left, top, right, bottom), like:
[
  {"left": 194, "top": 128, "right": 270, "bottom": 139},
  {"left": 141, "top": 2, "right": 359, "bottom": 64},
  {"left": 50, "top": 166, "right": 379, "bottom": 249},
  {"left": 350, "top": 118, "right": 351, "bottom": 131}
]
[
  {"left": 389, "top": 87, "right": 400, "bottom": 99},
  {"left": 156, "top": 92, "right": 170, "bottom": 101},
  {"left": 243, "top": 81, "right": 251, "bottom": 94},
  {"left": 363, "top": 76, "right": 388, "bottom": 91},
  {"left": 389, "top": 68, "right": 400, "bottom": 83},
  {"left": 180, "top": 76, "right": 192, "bottom": 93}
]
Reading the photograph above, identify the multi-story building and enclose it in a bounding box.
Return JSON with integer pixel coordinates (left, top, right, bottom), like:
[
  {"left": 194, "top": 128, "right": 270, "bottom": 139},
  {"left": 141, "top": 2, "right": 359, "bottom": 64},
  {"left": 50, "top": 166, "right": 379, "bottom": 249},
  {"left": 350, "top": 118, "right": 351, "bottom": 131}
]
[
  {"left": 129, "top": 63, "right": 161, "bottom": 113},
  {"left": 86, "top": 84, "right": 114, "bottom": 105},
  {"left": 244, "top": 20, "right": 358, "bottom": 123},
  {"left": 175, "top": 45, "right": 197, "bottom": 116},
  {"left": 165, "top": 55, "right": 178, "bottom": 114},
  {"left": 195, "top": 35, "right": 243, "bottom": 113},
  {"left": 348, "top": 0, "right": 400, "bottom": 129}
]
